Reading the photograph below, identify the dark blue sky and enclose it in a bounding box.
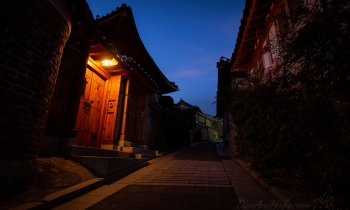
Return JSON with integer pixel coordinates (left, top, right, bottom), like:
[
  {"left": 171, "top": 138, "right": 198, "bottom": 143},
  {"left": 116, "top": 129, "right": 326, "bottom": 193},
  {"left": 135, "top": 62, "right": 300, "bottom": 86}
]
[{"left": 86, "top": 0, "right": 245, "bottom": 116}]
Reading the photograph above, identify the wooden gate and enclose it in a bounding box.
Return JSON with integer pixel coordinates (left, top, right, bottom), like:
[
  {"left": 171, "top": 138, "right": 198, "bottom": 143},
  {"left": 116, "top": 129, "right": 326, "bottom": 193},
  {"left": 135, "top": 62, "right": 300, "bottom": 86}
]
[{"left": 76, "top": 68, "right": 106, "bottom": 147}]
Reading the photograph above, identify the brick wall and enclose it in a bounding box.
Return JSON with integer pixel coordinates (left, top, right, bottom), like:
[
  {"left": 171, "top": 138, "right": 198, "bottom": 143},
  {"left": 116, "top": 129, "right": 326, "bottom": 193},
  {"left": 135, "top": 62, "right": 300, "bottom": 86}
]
[{"left": 0, "top": 0, "right": 70, "bottom": 161}]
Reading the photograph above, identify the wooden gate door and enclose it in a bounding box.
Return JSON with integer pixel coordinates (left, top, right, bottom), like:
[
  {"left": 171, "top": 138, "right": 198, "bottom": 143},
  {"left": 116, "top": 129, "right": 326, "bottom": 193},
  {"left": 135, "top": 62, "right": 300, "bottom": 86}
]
[{"left": 76, "top": 68, "right": 106, "bottom": 147}]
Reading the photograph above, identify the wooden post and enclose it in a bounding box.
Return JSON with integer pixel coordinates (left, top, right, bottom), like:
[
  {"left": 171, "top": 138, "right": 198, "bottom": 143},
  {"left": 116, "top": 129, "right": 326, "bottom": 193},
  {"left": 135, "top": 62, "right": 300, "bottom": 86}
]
[{"left": 118, "top": 78, "right": 130, "bottom": 146}]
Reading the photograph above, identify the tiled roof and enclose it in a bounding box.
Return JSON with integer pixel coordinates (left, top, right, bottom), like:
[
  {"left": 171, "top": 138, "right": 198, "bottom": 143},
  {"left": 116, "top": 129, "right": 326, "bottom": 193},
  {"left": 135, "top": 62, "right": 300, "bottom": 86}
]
[{"left": 95, "top": 4, "right": 178, "bottom": 94}]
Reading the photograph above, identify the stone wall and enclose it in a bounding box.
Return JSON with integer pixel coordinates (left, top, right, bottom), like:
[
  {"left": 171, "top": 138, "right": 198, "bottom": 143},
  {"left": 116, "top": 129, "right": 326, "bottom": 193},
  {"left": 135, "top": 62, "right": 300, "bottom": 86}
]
[{"left": 0, "top": 0, "right": 70, "bottom": 176}]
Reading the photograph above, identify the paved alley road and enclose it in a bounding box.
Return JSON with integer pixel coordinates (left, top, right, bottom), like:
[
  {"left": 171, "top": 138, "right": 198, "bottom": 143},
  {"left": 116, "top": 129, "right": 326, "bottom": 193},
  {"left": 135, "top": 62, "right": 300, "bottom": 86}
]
[{"left": 55, "top": 143, "right": 279, "bottom": 210}]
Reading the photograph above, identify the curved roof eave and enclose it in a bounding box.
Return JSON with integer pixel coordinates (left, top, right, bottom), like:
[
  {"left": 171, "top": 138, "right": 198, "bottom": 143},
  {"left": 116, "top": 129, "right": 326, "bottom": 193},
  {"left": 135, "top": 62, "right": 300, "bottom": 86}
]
[
  {"left": 95, "top": 4, "right": 178, "bottom": 94},
  {"left": 230, "top": 0, "right": 253, "bottom": 69},
  {"left": 230, "top": 0, "right": 274, "bottom": 71}
]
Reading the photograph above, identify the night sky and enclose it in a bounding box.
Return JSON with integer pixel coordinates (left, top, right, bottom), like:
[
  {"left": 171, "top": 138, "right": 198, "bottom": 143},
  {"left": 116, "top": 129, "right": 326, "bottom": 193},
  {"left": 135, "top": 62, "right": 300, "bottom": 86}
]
[{"left": 86, "top": 0, "right": 245, "bottom": 116}]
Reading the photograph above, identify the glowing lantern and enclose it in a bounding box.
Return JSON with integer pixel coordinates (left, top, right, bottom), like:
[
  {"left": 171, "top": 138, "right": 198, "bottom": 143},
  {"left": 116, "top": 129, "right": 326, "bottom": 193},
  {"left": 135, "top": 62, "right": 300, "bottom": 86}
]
[{"left": 102, "top": 58, "right": 118, "bottom": 66}]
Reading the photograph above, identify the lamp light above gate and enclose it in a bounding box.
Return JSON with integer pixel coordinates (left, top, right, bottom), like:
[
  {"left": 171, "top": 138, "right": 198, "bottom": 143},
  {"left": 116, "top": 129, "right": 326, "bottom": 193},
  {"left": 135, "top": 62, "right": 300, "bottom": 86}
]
[{"left": 102, "top": 58, "right": 118, "bottom": 66}]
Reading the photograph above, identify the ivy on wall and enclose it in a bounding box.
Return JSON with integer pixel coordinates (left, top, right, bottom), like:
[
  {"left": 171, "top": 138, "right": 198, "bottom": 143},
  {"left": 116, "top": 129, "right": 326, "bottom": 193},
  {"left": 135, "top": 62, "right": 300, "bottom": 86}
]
[{"left": 220, "top": 0, "right": 350, "bottom": 201}]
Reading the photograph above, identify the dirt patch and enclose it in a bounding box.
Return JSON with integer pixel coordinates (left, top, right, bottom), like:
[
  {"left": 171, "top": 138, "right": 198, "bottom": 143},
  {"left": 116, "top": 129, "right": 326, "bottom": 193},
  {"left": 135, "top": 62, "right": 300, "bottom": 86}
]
[{"left": 0, "top": 157, "right": 95, "bottom": 209}]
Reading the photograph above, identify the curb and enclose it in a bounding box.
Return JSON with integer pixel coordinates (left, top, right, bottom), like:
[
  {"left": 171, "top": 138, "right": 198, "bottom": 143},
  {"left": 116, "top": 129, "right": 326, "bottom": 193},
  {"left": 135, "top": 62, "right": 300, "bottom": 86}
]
[
  {"left": 215, "top": 143, "right": 232, "bottom": 159},
  {"left": 220, "top": 144, "right": 310, "bottom": 210}
]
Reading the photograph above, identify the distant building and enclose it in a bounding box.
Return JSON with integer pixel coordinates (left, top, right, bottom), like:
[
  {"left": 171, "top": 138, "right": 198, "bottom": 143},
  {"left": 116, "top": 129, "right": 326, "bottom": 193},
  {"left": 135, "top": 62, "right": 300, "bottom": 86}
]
[{"left": 175, "top": 99, "right": 222, "bottom": 142}]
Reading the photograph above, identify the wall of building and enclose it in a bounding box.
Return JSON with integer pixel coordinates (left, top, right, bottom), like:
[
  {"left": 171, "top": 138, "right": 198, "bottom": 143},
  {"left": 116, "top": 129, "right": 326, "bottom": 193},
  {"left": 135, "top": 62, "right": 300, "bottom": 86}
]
[{"left": 200, "top": 127, "right": 219, "bottom": 142}]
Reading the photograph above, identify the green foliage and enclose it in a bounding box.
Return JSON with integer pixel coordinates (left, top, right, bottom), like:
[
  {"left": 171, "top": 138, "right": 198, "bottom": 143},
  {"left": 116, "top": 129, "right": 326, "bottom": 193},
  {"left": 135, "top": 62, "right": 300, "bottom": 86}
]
[
  {"left": 222, "top": 0, "right": 350, "bottom": 196},
  {"left": 150, "top": 108, "right": 190, "bottom": 152}
]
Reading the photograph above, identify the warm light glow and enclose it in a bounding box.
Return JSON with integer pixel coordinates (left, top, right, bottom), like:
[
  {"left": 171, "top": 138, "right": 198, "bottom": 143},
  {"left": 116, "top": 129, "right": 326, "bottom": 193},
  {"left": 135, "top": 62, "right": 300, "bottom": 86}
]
[{"left": 102, "top": 58, "right": 118, "bottom": 66}]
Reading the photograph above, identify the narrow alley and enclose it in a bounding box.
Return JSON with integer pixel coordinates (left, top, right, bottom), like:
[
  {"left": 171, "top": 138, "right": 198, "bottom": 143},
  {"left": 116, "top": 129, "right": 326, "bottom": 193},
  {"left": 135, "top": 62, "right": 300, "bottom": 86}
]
[{"left": 53, "top": 143, "right": 279, "bottom": 210}]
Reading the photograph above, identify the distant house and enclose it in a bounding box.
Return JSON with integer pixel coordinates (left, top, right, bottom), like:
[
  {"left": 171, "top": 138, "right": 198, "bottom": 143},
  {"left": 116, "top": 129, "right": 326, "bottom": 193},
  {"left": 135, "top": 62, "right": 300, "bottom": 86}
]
[
  {"left": 0, "top": 1, "right": 177, "bottom": 178},
  {"left": 175, "top": 99, "right": 222, "bottom": 142}
]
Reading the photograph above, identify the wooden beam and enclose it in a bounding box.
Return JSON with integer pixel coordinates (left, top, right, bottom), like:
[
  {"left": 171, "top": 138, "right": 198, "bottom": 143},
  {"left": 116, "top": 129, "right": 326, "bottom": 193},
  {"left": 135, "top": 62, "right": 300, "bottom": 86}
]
[
  {"left": 242, "top": 41, "right": 256, "bottom": 49},
  {"left": 255, "top": 1, "right": 273, "bottom": 11},
  {"left": 234, "top": 0, "right": 257, "bottom": 66},
  {"left": 247, "top": 2, "right": 282, "bottom": 71},
  {"left": 245, "top": 34, "right": 257, "bottom": 43},
  {"left": 250, "top": 19, "right": 266, "bottom": 30},
  {"left": 251, "top": 9, "right": 270, "bottom": 22}
]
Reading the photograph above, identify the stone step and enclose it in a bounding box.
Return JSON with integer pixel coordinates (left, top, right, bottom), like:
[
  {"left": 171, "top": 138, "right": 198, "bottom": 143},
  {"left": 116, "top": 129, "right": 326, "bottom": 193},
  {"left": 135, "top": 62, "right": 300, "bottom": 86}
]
[
  {"left": 61, "top": 145, "right": 160, "bottom": 159},
  {"left": 61, "top": 145, "right": 121, "bottom": 157},
  {"left": 138, "top": 145, "right": 148, "bottom": 149},
  {"left": 124, "top": 140, "right": 138, "bottom": 147},
  {"left": 71, "top": 156, "right": 147, "bottom": 177},
  {"left": 117, "top": 152, "right": 157, "bottom": 160},
  {"left": 114, "top": 146, "right": 159, "bottom": 156}
]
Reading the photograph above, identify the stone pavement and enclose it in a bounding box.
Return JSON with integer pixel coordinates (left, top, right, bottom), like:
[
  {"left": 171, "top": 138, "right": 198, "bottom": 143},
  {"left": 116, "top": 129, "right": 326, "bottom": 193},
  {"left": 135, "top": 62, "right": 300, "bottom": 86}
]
[{"left": 53, "top": 143, "right": 282, "bottom": 210}]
